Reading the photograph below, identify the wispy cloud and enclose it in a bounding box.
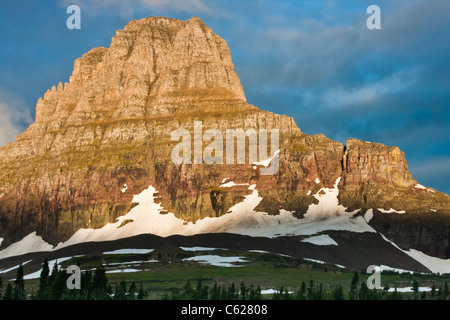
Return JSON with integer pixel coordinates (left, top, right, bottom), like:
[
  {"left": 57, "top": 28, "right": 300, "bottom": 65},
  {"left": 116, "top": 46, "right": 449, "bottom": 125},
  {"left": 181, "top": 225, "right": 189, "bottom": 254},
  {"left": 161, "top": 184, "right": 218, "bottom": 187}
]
[
  {"left": 319, "top": 68, "right": 421, "bottom": 109},
  {"left": 59, "top": 0, "right": 213, "bottom": 18},
  {"left": 0, "top": 88, "right": 32, "bottom": 147}
]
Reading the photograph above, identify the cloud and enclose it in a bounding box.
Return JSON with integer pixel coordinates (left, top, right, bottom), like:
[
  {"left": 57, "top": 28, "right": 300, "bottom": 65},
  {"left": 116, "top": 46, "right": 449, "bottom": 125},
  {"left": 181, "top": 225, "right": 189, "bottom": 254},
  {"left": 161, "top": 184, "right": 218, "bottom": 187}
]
[
  {"left": 409, "top": 158, "right": 450, "bottom": 195},
  {"left": 0, "top": 88, "right": 33, "bottom": 147},
  {"left": 319, "top": 68, "right": 421, "bottom": 109},
  {"left": 58, "top": 0, "right": 212, "bottom": 18}
]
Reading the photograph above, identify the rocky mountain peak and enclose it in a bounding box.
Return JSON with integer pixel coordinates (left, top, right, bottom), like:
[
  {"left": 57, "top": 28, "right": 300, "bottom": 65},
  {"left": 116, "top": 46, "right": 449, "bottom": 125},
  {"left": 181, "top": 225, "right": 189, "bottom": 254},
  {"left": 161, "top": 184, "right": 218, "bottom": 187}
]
[
  {"left": 0, "top": 17, "right": 449, "bottom": 260},
  {"left": 29, "top": 16, "right": 245, "bottom": 137}
]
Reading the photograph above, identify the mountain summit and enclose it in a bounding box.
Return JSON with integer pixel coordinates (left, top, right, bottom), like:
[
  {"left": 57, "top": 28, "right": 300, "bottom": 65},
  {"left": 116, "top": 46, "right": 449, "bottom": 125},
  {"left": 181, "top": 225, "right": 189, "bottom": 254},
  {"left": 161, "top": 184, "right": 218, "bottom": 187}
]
[{"left": 0, "top": 17, "right": 449, "bottom": 268}]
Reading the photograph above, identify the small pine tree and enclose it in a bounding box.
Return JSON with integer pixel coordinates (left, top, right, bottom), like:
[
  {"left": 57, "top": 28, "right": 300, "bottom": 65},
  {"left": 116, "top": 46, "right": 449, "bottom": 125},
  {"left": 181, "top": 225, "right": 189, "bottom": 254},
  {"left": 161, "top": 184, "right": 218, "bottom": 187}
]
[
  {"left": 412, "top": 280, "right": 419, "bottom": 294},
  {"left": 333, "top": 285, "right": 345, "bottom": 300},
  {"left": 129, "top": 280, "right": 136, "bottom": 299},
  {"left": 137, "top": 283, "right": 146, "bottom": 300},
  {"left": 114, "top": 280, "right": 127, "bottom": 300},
  {"left": 431, "top": 283, "right": 436, "bottom": 299},
  {"left": 193, "top": 279, "right": 203, "bottom": 300},
  {"left": 298, "top": 281, "right": 306, "bottom": 300},
  {"left": 211, "top": 281, "right": 220, "bottom": 300},
  {"left": 444, "top": 282, "right": 449, "bottom": 300},
  {"left": 13, "top": 264, "right": 26, "bottom": 300},
  {"left": 255, "top": 285, "right": 262, "bottom": 300},
  {"left": 38, "top": 258, "right": 50, "bottom": 299},
  {"left": 183, "top": 281, "right": 193, "bottom": 299},
  {"left": 349, "top": 271, "right": 359, "bottom": 300},
  {"left": 4, "top": 282, "right": 13, "bottom": 300},
  {"left": 359, "top": 282, "right": 369, "bottom": 300},
  {"left": 92, "top": 267, "right": 108, "bottom": 299},
  {"left": 228, "top": 283, "right": 237, "bottom": 300},
  {"left": 307, "top": 280, "right": 314, "bottom": 299},
  {"left": 240, "top": 281, "right": 247, "bottom": 300},
  {"left": 283, "top": 288, "right": 290, "bottom": 300}
]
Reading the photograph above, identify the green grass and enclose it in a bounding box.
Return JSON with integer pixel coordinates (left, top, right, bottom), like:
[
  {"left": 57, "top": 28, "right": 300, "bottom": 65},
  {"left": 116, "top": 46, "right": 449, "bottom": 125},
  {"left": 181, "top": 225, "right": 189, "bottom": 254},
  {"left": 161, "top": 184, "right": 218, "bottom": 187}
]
[{"left": 17, "top": 250, "right": 450, "bottom": 300}]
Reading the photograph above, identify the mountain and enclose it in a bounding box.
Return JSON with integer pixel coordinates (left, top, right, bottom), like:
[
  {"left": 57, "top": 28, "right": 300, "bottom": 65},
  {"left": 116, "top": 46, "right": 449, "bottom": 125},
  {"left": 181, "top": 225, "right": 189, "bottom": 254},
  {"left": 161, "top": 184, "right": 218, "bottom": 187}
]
[{"left": 0, "top": 17, "right": 449, "bottom": 273}]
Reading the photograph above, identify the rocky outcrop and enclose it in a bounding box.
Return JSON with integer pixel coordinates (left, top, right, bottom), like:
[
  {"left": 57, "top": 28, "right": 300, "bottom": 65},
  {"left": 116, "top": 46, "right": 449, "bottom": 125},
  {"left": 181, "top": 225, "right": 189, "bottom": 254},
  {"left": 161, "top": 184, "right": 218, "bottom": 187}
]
[{"left": 0, "top": 17, "right": 449, "bottom": 258}]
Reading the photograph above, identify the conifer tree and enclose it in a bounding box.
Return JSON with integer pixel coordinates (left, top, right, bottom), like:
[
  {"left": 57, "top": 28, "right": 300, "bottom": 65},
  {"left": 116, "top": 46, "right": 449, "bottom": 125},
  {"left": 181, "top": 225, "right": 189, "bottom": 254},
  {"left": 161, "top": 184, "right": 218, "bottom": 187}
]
[
  {"left": 129, "top": 280, "right": 136, "bottom": 299},
  {"left": 183, "top": 281, "right": 193, "bottom": 299},
  {"left": 444, "top": 282, "right": 449, "bottom": 300},
  {"left": 297, "top": 281, "right": 306, "bottom": 300},
  {"left": 240, "top": 281, "right": 247, "bottom": 300},
  {"left": 38, "top": 258, "right": 50, "bottom": 299},
  {"left": 359, "top": 282, "right": 369, "bottom": 300},
  {"left": 349, "top": 271, "right": 359, "bottom": 300},
  {"left": 211, "top": 281, "right": 220, "bottom": 300},
  {"left": 137, "top": 283, "right": 146, "bottom": 300},
  {"left": 92, "top": 267, "right": 108, "bottom": 299},
  {"left": 228, "top": 283, "right": 237, "bottom": 300},
  {"left": 333, "top": 285, "right": 345, "bottom": 300},
  {"left": 3, "top": 282, "right": 13, "bottom": 300},
  {"left": 13, "top": 264, "right": 25, "bottom": 300},
  {"left": 412, "top": 280, "right": 419, "bottom": 294}
]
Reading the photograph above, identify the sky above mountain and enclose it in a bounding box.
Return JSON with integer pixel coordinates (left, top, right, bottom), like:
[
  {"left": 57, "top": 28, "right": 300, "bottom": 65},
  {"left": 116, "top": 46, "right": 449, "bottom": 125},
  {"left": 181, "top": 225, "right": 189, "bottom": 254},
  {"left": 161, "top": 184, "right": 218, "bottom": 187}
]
[{"left": 0, "top": 0, "right": 449, "bottom": 193}]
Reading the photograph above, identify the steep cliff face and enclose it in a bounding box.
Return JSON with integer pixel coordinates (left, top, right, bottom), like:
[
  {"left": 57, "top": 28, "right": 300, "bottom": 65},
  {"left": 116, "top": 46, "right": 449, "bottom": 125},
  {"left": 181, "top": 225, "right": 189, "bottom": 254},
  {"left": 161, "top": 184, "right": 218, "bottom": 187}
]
[{"left": 0, "top": 17, "right": 449, "bottom": 258}]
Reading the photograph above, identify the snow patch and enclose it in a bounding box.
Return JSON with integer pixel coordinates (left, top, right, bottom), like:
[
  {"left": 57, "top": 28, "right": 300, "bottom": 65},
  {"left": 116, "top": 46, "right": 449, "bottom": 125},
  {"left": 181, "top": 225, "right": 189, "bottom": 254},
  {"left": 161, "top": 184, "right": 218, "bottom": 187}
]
[
  {"left": 315, "top": 178, "right": 320, "bottom": 184},
  {"left": 253, "top": 149, "right": 280, "bottom": 167},
  {"left": 414, "top": 184, "right": 426, "bottom": 190},
  {"left": 430, "top": 208, "right": 437, "bottom": 212},
  {"left": 379, "top": 265, "right": 415, "bottom": 274},
  {"left": 54, "top": 182, "right": 376, "bottom": 250},
  {"left": 221, "top": 178, "right": 230, "bottom": 183},
  {"left": 0, "top": 232, "right": 53, "bottom": 259},
  {"left": 261, "top": 289, "right": 294, "bottom": 295},
  {"left": 0, "top": 260, "right": 32, "bottom": 275},
  {"left": 388, "top": 287, "right": 432, "bottom": 293},
  {"left": 180, "top": 247, "right": 227, "bottom": 252},
  {"left": 103, "top": 260, "right": 158, "bottom": 266},
  {"left": 406, "top": 249, "right": 450, "bottom": 274},
  {"left": 305, "top": 177, "right": 357, "bottom": 219},
  {"left": 248, "top": 250, "right": 269, "bottom": 254},
  {"left": 378, "top": 208, "right": 405, "bottom": 214},
  {"left": 301, "top": 234, "right": 338, "bottom": 246},
  {"left": 0, "top": 237, "right": 3, "bottom": 248},
  {"left": 306, "top": 190, "right": 311, "bottom": 196},
  {"left": 381, "top": 234, "right": 450, "bottom": 274},
  {"left": 121, "top": 184, "right": 128, "bottom": 193},
  {"left": 183, "top": 255, "right": 248, "bottom": 267},
  {"left": 364, "top": 209, "right": 374, "bottom": 223},
  {"left": 24, "top": 256, "right": 82, "bottom": 280},
  {"left": 219, "top": 181, "right": 249, "bottom": 188},
  {"left": 106, "top": 268, "right": 141, "bottom": 274},
  {"left": 303, "top": 258, "right": 326, "bottom": 264},
  {"left": 103, "top": 248, "right": 154, "bottom": 255}
]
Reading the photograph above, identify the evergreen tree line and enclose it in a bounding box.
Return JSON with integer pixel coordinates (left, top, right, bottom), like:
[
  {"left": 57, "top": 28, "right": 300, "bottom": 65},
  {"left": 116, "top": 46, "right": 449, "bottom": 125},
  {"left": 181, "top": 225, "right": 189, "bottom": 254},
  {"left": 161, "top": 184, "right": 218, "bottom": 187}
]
[
  {"left": 162, "top": 272, "right": 450, "bottom": 301},
  {"left": 163, "top": 279, "right": 263, "bottom": 300},
  {"left": 0, "top": 258, "right": 147, "bottom": 300},
  {"left": 1, "top": 262, "right": 449, "bottom": 300}
]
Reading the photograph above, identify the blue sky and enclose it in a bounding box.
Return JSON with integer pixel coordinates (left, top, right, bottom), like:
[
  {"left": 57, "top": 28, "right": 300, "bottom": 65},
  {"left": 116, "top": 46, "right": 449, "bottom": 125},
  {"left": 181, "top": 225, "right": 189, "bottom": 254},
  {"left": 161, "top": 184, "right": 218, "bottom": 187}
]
[{"left": 0, "top": 0, "right": 449, "bottom": 193}]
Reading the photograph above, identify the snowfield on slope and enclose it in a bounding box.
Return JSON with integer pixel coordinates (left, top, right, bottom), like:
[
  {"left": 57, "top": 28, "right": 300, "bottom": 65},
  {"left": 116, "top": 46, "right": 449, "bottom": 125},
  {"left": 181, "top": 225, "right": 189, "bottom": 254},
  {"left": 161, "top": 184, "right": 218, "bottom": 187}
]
[
  {"left": 0, "top": 232, "right": 53, "bottom": 259},
  {"left": 2, "top": 177, "right": 450, "bottom": 274},
  {"left": 55, "top": 178, "right": 374, "bottom": 249}
]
